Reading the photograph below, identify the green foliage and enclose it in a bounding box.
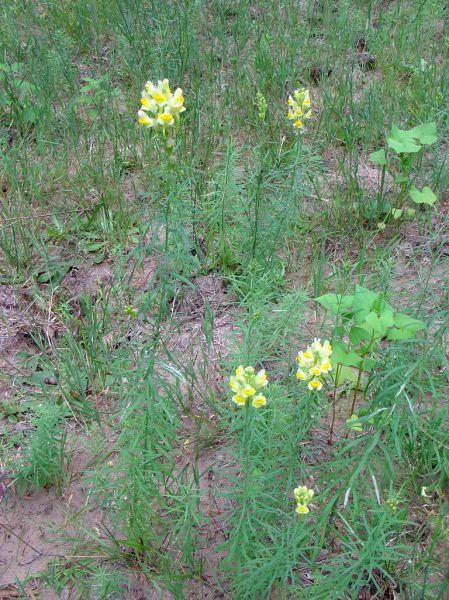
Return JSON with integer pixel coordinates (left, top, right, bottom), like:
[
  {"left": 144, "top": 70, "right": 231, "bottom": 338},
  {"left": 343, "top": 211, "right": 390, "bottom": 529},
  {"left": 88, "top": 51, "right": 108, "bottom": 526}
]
[
  {"left": 316, "top": 284, "right": 425, "bottom": 343},
  {"left": 369, "top": 121, "right": 439, "bottom": 226},
  {"left": 315, "top": 283, "right": 426, "bottom": 442},
  {"left": 0, "top": 62, "right": 39, "bottom": 127},
  {"left": 0, "top": 0, "right": 448, "bottom": 598},
  {"left": 14, "top": 403, "right": 68, "bottom": 495}
]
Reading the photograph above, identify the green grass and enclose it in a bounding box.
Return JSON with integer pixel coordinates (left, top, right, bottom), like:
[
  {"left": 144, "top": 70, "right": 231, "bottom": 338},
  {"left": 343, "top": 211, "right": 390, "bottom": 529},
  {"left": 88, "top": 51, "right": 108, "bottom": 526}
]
[{"left": 0, "top": 0, "right": 448, "bottom": 598}]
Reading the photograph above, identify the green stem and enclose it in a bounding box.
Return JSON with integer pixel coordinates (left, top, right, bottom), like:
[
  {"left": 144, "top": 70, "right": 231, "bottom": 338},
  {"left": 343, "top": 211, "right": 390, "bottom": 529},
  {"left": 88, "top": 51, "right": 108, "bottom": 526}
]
[
  {"left": 328, "top": 364, "right": 342, "bottom": 445},
  {"left": 349, "top": 365, "right": 363, "bottom": 418},
  {"left": 251, "top": 160, "right": 265, "bottom": 261}
]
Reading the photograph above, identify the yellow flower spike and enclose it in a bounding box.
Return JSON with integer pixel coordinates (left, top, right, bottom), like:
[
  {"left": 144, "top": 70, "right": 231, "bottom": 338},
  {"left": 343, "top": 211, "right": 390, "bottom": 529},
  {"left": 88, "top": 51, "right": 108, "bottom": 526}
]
[
  {"left": 296, "top": 339, "right": 332, "bottom": 390},
  {"left": 256, "top": 91, "right": 267, "bottom": 122},
  {"left": 287, "top": 86, "right": 312, "bottom": 131},
  {"left": 294, "top": 485, "right": 315, "bottom": 515},
  {"left": 138, "top": 77, "right": 186, "bottom": 135},
  {"left": 252, "top": 394, "right": 267, "bottom": 408},
  {"left": 229, "top": 365, "right": 269, "bottom": 407}
]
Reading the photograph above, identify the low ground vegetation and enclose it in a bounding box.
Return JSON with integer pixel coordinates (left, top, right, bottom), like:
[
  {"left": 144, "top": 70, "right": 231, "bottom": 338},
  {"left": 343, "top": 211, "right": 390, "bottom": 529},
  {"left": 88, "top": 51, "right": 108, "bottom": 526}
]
[{"left": 0, "top": 1, "right": 448, "bottom": 598}]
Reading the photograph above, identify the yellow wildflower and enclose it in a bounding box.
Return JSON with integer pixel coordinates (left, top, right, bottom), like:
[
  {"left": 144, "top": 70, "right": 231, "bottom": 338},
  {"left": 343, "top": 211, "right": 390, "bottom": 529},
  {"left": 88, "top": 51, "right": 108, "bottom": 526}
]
[
  {"left": 308, "top": 379, "right": 323, "bottom": 391},
  {"left": 296, "top": 338, "right": 332, "bottom": 391},
  {"left": 287, "top": 87, "right": 313, "bottom": 131},
  {"left": 294, "top": 485, "right": 315, "bottom": 515},
  {"left": 252, "top": 394, "right": 267, "bottom": 408},
  {"left": 229, "top": 365, "right": 268, "bottom": 408},
  {"left": 137, "top": 78, "right": 186, "bottom": 133},
  {"left": 296, "top": 504, "right": 309, "bottom": 514}
]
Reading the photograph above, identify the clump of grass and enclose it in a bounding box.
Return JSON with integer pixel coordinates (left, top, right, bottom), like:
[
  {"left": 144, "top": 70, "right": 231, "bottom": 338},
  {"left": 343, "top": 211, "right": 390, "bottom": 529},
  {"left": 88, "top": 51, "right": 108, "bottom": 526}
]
[{"left": 14, "top": 402, "right": 68, "bottom": 495}]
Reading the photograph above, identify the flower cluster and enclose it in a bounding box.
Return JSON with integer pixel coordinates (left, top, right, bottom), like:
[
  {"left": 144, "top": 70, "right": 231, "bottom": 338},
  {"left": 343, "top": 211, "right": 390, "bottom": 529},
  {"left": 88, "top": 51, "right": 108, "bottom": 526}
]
[
  {"left": 229, "top": 366, "right": 268, "bottom": 408},
  {"left": 386, "top": 494, "right": 400, "bottom": 513},
  {"left": 296, "top": 339, "right": 332, "bottom": 391},
  {"left": 256, "top": 91, "right": 267, "bottom": 122},
  {"left": 287, "top": 87, "right": 312, "bottom": 130},
  {"left": 123, "top": 305, "right": 138, "bottom": 318},
  {"left": 294, "top": 485, "right": 314, "bottom": 515},
  {"left": 137, "top": 78, "right": 186, "bottom": 133}
]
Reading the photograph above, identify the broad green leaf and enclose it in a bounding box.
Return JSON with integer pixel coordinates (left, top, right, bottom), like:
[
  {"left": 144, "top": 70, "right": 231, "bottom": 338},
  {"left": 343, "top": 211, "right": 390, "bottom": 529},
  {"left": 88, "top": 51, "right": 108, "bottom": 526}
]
[
  {"left": 331, "top": 365, "right": 359, "bottom": 385},
  {"left": 362, "top": 357, "right": 377, "bottom": 370},
  {"left": 408, "top": 122, "right": 437, "bottom": 145},
  {"left": 386, "top": 313, "right": 425, "bottom": 340},
  {"left": 315, "top": 293, "right": 353, "bottom": 314},
  {"left": 409, "top": 186, "right": 437, "bottom": 206},
  {"left": 372, "top": 296, "right": 394, "bottom": 315},
  {"left": 349, "top": 326, "right": 372, "bottom": 344},
  {"left": 363, "top": 309, "right": 394, "bottom": 337},
  {"left": 387, "top": 126, "right": 421, "bottom": 154},
  {"left": 332, "top": 341, "right": 363, "bottom": 367},
  {"left": 353, "top": 285, "right": 379, "bottom": 321},
  {"left": 369, "top": 149, "right": 387, "bottom": 166},
  {"left": 387, "top": 328, "right": 419, "bottom": 340},
  {"left": 393, "top": 313, "right": 425, "bottom": 329}
]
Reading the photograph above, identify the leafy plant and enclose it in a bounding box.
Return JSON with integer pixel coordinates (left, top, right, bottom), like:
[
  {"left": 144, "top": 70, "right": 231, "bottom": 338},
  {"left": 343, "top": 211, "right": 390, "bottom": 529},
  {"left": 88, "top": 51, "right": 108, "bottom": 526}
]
[
  {"left": 369, "top": 122, "right": 438, "bottom": 226},
  {"left": 316, "top": 285, "right": 426, "bottom": 441},
  {"left": 0, "top": 62, "right": 39, "bottom": 127}
]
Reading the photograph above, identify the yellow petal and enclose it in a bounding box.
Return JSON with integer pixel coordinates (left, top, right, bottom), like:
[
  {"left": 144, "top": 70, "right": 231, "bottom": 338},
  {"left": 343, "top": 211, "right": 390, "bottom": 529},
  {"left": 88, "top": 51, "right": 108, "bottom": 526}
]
[
  {"left": 137, "top": 110, "right": 154, "bottom": 127},
  {"left": 232, "top": 394, "right": 246, "bottom": 406},
  {"left": 252, "top": 394, "right": 267, "bottom": 408},
  {"left": 242, "top": 384, "right": 256, "bottom": 397},
  {"left": 295, "top": 504, "right": 310, "bottom": 514},
  {"left": 157, "top": 113, "right": 174, "bottom": 126},
  {"left": 152, "top": 92, "right": 167, "bottom": 104},
  {"left": 308, "top": 379, "right": 323, "bottom": 391}
]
